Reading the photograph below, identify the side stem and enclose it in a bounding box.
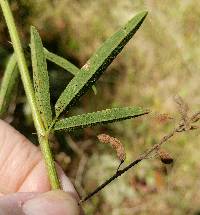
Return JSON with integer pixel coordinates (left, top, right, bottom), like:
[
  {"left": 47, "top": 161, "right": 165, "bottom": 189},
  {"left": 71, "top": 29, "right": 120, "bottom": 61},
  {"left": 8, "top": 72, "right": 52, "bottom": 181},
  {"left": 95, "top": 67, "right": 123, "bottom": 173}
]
[{"left": 80, "top": 110, "right": 199, "bottom": 203}]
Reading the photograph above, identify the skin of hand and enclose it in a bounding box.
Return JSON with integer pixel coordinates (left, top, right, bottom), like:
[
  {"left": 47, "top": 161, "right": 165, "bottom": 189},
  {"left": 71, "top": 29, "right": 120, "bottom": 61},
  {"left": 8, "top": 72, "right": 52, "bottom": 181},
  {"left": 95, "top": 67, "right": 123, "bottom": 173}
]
[{"left": 0, "top": 119, "right": 83, "bottom": 215}]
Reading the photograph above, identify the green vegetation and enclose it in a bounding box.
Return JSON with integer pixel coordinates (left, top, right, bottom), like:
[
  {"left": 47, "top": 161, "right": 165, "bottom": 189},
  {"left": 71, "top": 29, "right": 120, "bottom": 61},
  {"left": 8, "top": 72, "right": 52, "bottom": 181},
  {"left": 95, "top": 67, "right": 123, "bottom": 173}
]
[
  {"left": 0, "top": 0, "right": 148, "bottom": 193},
  {"left": 0, "top": 1, "right": 199, "bottom": 214},
  {"left": 31, "top": 26, "right": 53, "bottom": 129},
  {"left": 0, "top": 54, "right": 18, "bottom": 116},
  {"left": 54, "top": 107, "right": 148, "bottom": 131}
]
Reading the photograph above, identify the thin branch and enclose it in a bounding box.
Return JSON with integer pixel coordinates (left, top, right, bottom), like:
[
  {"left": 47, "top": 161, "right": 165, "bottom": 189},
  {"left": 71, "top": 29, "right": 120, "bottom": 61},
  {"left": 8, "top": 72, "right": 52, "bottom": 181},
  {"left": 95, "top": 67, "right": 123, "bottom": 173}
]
[
  {"left": 79, "top": 158, "right": 142, "bottom": 204},
  {"left": 79, "top": 110, "right": 199, "bottom": 204}
]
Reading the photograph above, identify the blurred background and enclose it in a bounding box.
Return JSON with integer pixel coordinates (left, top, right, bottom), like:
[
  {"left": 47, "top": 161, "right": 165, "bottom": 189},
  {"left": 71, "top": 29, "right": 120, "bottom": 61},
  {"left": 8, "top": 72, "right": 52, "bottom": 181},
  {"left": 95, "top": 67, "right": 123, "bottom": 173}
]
[{"left": 0, "top": 0, "right": 199, "bottom": 214}]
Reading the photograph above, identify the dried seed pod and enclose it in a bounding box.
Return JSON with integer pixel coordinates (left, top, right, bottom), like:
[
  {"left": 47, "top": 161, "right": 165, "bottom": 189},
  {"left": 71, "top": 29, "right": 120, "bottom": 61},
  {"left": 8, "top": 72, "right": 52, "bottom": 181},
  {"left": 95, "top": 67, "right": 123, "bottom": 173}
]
[
  {"left": 97, "top": 133, "right": 112, "bottom": 145},
  {"left": 174, "top": 95, "right": 190, "bottom": 130},
  {"left": 174, "top": 95, "right": 189, "bottom": 114},
  {"left": 97, "top": 134, "right": 126, "bottom": 162},
  {"left": 157, "top": 149, "right": 173, "bottom": 164},
  {"left": 191, "top": 112, "right": 200, "bottom": 123}
]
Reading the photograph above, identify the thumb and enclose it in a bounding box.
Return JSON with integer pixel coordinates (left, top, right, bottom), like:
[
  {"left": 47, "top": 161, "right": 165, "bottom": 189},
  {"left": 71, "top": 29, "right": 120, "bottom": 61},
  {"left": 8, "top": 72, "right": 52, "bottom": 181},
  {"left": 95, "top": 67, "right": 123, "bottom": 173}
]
[{"left": 22, "top": 190, "right": 81, "bottom": 215}]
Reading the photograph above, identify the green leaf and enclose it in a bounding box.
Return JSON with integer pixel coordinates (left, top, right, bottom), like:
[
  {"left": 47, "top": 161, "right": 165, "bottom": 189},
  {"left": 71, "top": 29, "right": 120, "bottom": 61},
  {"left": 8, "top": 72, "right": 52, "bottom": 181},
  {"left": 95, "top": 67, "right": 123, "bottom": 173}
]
[
  {"left": 54, "top": 107, "right": 149, "bottom": 131},
  {"left": 0, "top": 54, "right": 18, "bottom": 117},
  {"left": 55, "top": 11, "right": 148, "bottom": 117},
  {"left": 44, "top": 48, "right": 97, "bottom": 94},
  {"left": 44, "top": 48, "right": 80, "bottom": 76},
  {"left": 31, "top": 26, "right": 52, "bottom": 129}
]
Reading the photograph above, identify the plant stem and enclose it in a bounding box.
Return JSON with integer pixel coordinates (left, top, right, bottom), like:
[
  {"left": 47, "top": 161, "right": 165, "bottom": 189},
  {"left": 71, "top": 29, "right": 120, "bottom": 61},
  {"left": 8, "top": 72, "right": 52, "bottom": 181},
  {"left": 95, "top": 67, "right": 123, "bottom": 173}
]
[
  {"left": 79, "top": 158, "right": 142, "bottom": 204},
  {"left": 0, "top": 0, "right": 60, "bottom": 189},
  {"left": 39, "top": 135, "right": 60, "bottom": 189},
  {"left": 80, "top": 110, "right": 200, "bottom": 203}
]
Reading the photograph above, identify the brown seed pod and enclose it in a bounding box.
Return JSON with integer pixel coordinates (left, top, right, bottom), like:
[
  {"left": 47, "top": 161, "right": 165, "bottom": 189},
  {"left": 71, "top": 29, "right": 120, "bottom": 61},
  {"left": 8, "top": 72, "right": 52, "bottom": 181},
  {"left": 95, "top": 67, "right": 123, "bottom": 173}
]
[
  {"left": 97, "top": 134, "right": 126, "bottom": 162},
  {"left": 191, "top": 112, "right": 200, "bottom": 123},
  {"left": 157, "top": 149, "right": 173, "bottom": 164},
  {"left": 174, "top": 95, "right": 189, "bottom": 114},
  {"left": 174, "top": 95, "right": 191, "bottom": 130}
]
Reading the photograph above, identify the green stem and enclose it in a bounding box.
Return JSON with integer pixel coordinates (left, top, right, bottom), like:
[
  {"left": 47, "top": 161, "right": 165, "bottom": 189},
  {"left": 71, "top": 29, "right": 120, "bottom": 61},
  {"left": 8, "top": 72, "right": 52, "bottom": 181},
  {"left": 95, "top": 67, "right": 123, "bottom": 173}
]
[
  {"left": 0, "top": 0, "right": 60, "bottom": 189},
  {"left": 39, "top": 135, "right": 60, "bottom": 189}
]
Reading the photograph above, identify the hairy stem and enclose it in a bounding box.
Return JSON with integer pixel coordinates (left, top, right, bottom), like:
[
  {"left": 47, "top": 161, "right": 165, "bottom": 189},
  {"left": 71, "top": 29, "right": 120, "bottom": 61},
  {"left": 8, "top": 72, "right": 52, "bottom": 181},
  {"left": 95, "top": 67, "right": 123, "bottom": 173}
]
[
  {"left": 0, "top": 0, "right": 60, "bottom": 189},
  {"left": 39, "top": 135, "right": 60, "bottom": 189}
]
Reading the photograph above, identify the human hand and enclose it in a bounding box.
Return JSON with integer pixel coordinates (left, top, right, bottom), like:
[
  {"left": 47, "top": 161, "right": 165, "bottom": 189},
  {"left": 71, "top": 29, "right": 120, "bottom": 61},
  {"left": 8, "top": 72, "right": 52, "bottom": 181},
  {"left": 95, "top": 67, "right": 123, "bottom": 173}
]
[{"left": 0, "top": 120, "right": 82, "bottom": 214}]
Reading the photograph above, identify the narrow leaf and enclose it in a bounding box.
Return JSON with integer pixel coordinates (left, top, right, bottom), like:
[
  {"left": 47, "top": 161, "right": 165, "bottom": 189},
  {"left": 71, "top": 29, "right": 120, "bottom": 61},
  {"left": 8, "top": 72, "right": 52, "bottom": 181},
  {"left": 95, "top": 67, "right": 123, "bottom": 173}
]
[
  {"left": 55, "top": 11, "right": 148, "bottom": 116},
  {"left": 31, "top": 26, "right": 52, "bottom": 129},
  {"left": 44, "top": 48, "right": 80, "bottom": 76},
  {"left": 44, "top": 48, "right": 97, "bottom": 94},
  {"left": 0, "top": 54, "right": 18, "bottom": 117},
  {"left": 54, "top": 107, "right": 149, "bottom": 131}
]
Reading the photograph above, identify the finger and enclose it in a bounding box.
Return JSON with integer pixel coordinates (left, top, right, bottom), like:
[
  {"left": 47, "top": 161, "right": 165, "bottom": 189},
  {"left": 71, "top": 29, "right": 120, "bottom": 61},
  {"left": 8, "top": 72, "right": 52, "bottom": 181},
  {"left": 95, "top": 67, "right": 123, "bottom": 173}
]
[
  {"left": 0, "top": 119, "right": 41, "bottom": 193},
  {"left": 0, "top": 191, "right": 83, "bottom": 215},
  {"left": 0, "top": 120, "right": 78, "bottom": 199},
  {"left": 18, "top": 161, "right": 79, "bottom": 200},
  {"left": 0, "top": 192, "right": 39, "bottom": 214},
  {"left": 22, "top": 191, "right": 81, "bottom": 215}
]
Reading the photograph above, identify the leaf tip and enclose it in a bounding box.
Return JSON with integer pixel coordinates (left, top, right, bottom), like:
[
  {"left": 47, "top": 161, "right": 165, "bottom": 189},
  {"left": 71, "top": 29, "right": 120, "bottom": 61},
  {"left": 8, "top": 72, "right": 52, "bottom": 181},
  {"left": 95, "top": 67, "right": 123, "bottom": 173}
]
[
  {"left": 145, "top": 108, "right": 151, "bottom": 114},
  {"left": 30, "top": 25, "right": 37, "bottom": 33},
  {"left": 138, "top": 10, "right": 148, "bottom": 18}
]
